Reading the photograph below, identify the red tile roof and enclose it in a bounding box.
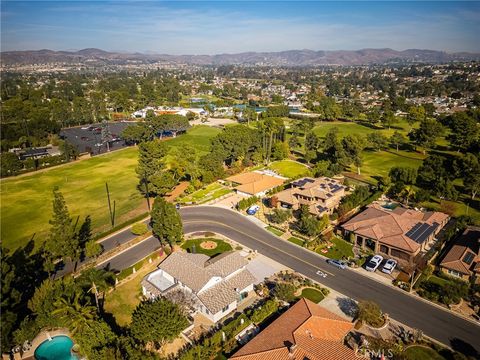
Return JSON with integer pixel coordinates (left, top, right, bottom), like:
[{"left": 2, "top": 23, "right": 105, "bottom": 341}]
[{"left": 230, "top": 298, "right": 356, "bottom": 360}]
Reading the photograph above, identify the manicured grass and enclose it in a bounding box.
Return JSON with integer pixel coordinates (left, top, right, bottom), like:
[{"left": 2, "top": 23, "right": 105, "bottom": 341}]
[
  {"left": 318, "top": 237, "right": 354, "bottom": 260},
  {"left": 301, "top": 288, "right": 325, "bottom": 303},
  {"left": 268, "top": 160, "right": 310, "bottom": 179},
  {"left": 349, "top": 149, "right": 425, "bottom": 183},
  {"left": 104, "top": 258, "right": 160, "bottom": 326},
  {"left": 179, "top": 182, "right": 232, "bottom": 204},
  {"left": 313, "top": 121, "right": 408, "bottom": 139},
  {"left": 288, "top": 237, "right": 304, "bottom": 246},
  {"left": 1, "top": 126, "right": 221, "bottom": 251},
  {"left": 403, "top": 346, "right": 445, "bottom": 360},
  {"left": 1, "top": 147, "right": 144, "bottom": 251},
  {"left": 266, "top": 226, "right": 284, "bottom": 237},
  {"left": 181, "top": 238, "right": 233, "bottom": 257}
]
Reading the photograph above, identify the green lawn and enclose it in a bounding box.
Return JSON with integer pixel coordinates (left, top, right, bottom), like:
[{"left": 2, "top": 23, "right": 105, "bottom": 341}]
[
  {"left": 348, "top": 149, "right": 425, "bottom": 183},
  {"left": 420, "top": 197, "right": 480, "bottom": 225},
  {"left": 181, "top": 238, "right": 233, "bottom": 257},
  {"left": 288, "top": 237, "right": 305, "bottom": 246},
  {"left": 104, "top": 257, "right": 160, "bottom": 326},
  {"left": 266, "top": 226, "right": 284, "bottom": 237},
  {"left": 0, "top": 126, "right": 220, "bottom": 251},
  {"left": 403, "top": 346, "right": 445, "bottom": 360},
  {"left": 179, "top": 182, "right": 232, "bottom": 204},
  {"left": 268, "top": 160, "right": 310, "bottom": 179},
  {"left": 318, "top": 237, "right": 354, "bottom": 260},
  {"left": 313, "top": 121, "right": 409, "bottom": 139},
  {"left": 301, "top": 288, "right": 325, "bottom": 303}
]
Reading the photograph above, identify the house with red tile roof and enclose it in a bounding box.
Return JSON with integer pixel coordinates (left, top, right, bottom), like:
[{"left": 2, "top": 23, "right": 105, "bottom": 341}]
[
  {"left": 273, "top": 177, "right": 346, "bottom": 218},
  {"left": 341, "top": 204, "right": 449, "bottom": 264},
  {"left": 439, "top": 226, "right": 480, "bottom": 282},
  {"left": 230, "top": 298, "right": 356, "bottom": 360}
]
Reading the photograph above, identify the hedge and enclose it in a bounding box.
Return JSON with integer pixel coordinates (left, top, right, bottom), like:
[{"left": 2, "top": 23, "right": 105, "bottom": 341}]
[{"left": 131, "top": 222, "right": 148, "bottom": 235}]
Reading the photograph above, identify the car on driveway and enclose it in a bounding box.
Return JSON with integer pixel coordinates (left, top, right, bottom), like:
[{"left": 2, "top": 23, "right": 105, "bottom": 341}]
[
  {"left": 327, "top": 259, "right": 347, "bottom": 269},
  {"left": 365, "top": 255, "right": 384, "bottom": 272},
  {"left": 382, "top": 259, "right": 397, "bottom": 274},
  {"left": 247, "top": 205, "right": 260, "bottom": 215}
]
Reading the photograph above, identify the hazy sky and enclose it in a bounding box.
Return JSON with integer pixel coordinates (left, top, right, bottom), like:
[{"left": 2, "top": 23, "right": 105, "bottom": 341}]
[{"left": 2, "top": 1, "right": 480, "bottom": 54}]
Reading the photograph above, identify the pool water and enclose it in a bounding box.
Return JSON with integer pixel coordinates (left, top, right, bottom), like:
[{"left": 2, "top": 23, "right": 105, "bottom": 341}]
[{"left": 34, "top": 335, "right": 79, "bottom": 360}]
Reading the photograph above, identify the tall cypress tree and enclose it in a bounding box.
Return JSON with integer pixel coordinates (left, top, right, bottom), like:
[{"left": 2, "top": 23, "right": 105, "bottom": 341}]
[
  {"left": 44, "top": 187, "right": 78, "bottom": 267},
  {"left": 150, "top": 197, "right": 183, "bottom": 247}
]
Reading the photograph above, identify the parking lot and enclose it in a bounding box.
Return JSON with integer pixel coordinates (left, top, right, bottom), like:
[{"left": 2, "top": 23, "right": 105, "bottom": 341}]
[{"left": 60, "top": 121, "right": 135, "bottom": 155}]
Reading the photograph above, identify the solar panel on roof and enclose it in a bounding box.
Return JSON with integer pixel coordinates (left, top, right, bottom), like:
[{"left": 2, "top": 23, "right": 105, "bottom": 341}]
[
  {"left": 406, "top": 222, "right": 438, "bottom": 244},
  {"left": 463, "top": 252, "right": 475, "bottom": 265}
]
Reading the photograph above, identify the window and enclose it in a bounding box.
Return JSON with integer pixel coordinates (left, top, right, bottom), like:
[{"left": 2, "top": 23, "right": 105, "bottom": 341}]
[
  {"left": 222, "top": 305, "right": 229, "bottom": 313},
  {"left": 391, "top": 249, "right": 410, "bottom": 261},
  {"left": 380, "top": 245, "right": 389, "bottom": 254},
  {"left": 448, "top": 269, "right": 462, "bottom": 278}
]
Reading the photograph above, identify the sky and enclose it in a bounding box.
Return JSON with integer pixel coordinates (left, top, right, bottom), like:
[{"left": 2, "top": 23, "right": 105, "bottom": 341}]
[{"left": 1, "top": 1, "right": 480, "bottom": 54}]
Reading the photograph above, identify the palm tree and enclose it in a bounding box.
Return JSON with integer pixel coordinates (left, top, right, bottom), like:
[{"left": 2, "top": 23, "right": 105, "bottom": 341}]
[
  {"left": 52, "top": 292, "right": 96, "bottom": 335},
  {"left": 400, "top": 185, "right": 416, "bottom": 206},
  {"left": 78, "top": 268, "right": 114, "bottom": 311}
]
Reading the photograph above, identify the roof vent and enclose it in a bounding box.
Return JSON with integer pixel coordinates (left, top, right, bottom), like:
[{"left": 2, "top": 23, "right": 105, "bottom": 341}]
[{"left": 305, "top": 329, "right": 313, "bottom": 338}]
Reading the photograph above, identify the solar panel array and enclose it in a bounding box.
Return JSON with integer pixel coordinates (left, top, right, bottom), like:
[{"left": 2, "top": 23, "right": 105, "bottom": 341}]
[
  {"left": 463, "top": 252, "right": 475, "bottom": 265},
  {"left": 405, "top": 222, "right": 439, "bottom": 244},
  {"left": 293, "top": 178, "right": 314, "bottom": 187}
]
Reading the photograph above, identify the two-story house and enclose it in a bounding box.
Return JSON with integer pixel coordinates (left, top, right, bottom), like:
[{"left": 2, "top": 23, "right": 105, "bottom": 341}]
[
  {"left": 273, "top": 177, "right": 346, "bottom": 217},
  {"left": 142, "top": 251, "right": 256, "bottom": 323}
]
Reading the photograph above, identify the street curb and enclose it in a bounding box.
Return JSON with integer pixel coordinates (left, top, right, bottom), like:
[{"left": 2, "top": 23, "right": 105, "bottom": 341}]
[
  {"left": 182, "top": 206, "right": 480, "bottom": 328},
  {"left": 96, "top": 235, "right": 155, "bottom": 267},
  {"left": 97, "top": 215, "right": 151, "bottom": 243}
]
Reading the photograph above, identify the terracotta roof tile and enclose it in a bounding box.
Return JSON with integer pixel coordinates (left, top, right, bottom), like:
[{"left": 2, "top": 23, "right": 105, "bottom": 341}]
[{"left": 230, "top": 298, "right": 354, "bottom": 360}]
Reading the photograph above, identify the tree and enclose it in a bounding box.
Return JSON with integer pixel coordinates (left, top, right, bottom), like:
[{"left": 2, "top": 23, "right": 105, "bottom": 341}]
[
  {"left": 121, "top": 124, "right": 148, "bottom": 144},
  {"left": 447, "top": 112, "right": 480, "bottom": 152},
  {"left": 273, "top": 283, "right": 296, "bottom": 302},
  {"left": 78, "top": 268, "right": 114, "bottom": 310},
  {"left": 381, "top": 110, "right": 396, "bottom": 129},
  {"left": 356, "top": 300, "right": 384, "bottom": 327},
  {"left": 407, "top": 105, "right": 426, "bottom": 128},
  {"left": 270, "top": 208, "right": 292, "bottom": 224},
  {"left": 150, "top": 197, "right": 183, "bottom": 247},
  {"left": 366, "top": 132, "right": 388, "bottom": 152},
  {"left": 44, "top": 187, "right": 79, "bottom": 268},
  {"left": 459, "top": 154, "right": 480, "bottom": 200},
  {"left": 390, "top": 131, "right": 407, "bottom": 152},
  {"left": 136, "top": 140, "right": 169, "bottom": 196},
  {"left": 130, "top": 298, "right": 188, "bottom": 348},
  {"left": 389, "top": 167, "right": 417, "bottom": 185},
  {"left": 409, "top": 118, "right": 444, "bottom": 154},
  {"left": 342, "top": 134, "right": 366, "bottom": 174},
  {"left": 271, "top": 141, "right": 289, "bottom": 161},
  {"left": 85, "top": 239, "right": 102, "bottom": 259},
  {"left": 52, "top": 292, "right": 97, "bottom": 335},
  {"left": 297, "top": 205, "right": 327, "bottom": 237},
  {"left": 322, "top": 127, "right": 346, "bottom": 165},
  {"left": 0, "top": 152, "right": 22, "bottom": 177}
]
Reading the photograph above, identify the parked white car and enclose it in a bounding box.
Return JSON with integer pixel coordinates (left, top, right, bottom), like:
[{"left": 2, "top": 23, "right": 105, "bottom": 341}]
[
  {"left": 365, "top": 255, "right": 384, "bottom": 272},
  {"left": 382, "top": 259, "right": 397, "bottom": 274}
]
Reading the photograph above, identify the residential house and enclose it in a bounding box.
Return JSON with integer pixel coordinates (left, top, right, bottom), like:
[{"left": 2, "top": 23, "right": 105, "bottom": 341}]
[
  {"left": 439, "top": 226, "right": 480, "bottom": 282},
  {"left": 274, "top": 177, "right": 346, "bottom": 217},
  {"left": 230, "top": 298, "right": 356, "bottom": 360},
  {"left": 142, "top": 251, "right": 256, "bottom": 323},
  {"left": 341, "top": 204, "right": 449, "bottom": 264},
  {"left": 227, "top": 171, "right": 285, "bottom": 197}
]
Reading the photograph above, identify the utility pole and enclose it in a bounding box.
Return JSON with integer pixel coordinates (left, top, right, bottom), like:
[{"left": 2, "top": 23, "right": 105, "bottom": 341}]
[{"left": 106, "top": 182, "right": 115, "bottom": 227}]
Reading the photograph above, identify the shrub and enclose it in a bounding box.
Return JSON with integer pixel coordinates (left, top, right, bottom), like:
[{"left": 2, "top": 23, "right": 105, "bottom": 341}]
[
  {"left": 237, "top": 196, "right": 259, "bottom": 211},
  {"left": 274, "top": 283, "right": 296, "bottom": 302},
  {"left": 270, "top": 208, "right": 292, "bottom": 224},
  {"left": 250, "top": 300, "right": 278, "bottom": 324},
  {"left": 131, "top": 222, "right": 148, "bottom": 235},
  {"left": 356, "top": 300, "right": 384, "bottom": 328}
]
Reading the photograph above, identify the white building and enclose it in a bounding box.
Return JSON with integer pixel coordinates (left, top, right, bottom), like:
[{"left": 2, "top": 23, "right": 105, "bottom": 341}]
[{"left": 142, "top": 251, "right": 256, "bottom": 323}]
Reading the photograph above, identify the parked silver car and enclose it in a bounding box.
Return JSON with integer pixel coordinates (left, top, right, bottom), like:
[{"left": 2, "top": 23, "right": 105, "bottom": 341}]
[{"left": 365, "top": 255, "right": 384, "bottom": 272}]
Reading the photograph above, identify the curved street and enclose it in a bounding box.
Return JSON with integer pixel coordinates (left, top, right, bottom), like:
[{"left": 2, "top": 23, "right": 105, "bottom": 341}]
[{"left": 180, "top": 206, "right": 480, "bottom": 352}]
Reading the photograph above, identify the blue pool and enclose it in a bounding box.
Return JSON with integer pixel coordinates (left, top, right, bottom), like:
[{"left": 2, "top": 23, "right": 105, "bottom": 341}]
[{"left": 34, "top": 335, "right": 79, "bottom": 360}]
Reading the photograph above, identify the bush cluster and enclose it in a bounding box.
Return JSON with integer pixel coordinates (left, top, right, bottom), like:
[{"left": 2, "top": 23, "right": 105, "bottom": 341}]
[
  {"left": 130, "top": 222, "right": 148, "bottom": 235},
  {"left": 237, "top": 196, "right": 259, "bottom": 211}
]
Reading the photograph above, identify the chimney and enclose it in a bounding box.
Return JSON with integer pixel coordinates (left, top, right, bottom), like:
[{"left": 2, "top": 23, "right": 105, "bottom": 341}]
[{"left": 288, "top": 344, "right": 297, "bottom": 355}]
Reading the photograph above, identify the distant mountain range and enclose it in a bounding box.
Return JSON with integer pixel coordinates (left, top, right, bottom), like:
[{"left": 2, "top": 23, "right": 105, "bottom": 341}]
[{"left": 2, "top": 48, "right": 480, "bottom": 66}]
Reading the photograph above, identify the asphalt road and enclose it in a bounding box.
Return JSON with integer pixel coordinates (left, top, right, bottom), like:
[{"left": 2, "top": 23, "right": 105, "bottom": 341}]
[
  {"left": 56, "top": 205, "right": 480, "bottom": 353},
  {"left": 180, "top": 206, "right": 480, "bottom": 354}
]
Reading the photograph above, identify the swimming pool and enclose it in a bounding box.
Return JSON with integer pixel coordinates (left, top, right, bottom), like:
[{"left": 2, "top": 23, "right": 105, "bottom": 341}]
[{"left": 34, "top": 335, "right": 79, "bottom": 360}]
